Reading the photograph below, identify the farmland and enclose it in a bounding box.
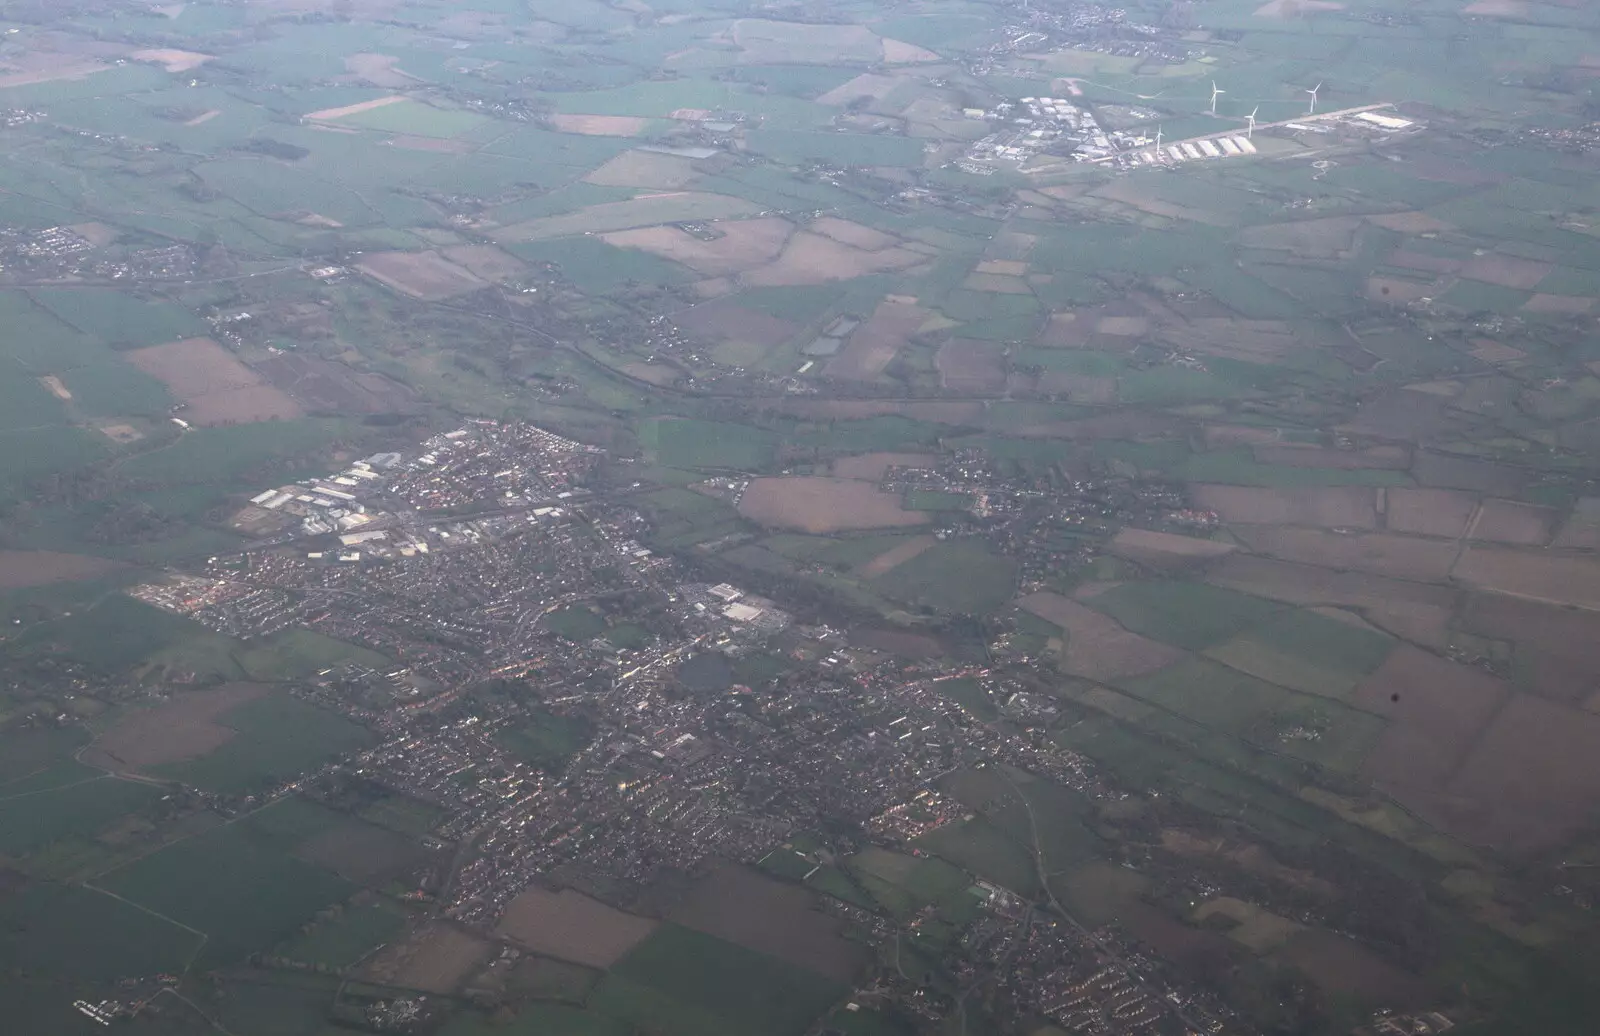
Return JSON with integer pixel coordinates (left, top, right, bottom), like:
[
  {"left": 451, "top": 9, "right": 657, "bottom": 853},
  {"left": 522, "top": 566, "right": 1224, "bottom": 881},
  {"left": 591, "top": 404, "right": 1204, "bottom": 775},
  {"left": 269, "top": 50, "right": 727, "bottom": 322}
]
[
  {"left": 737, "top": 477, "right": 929, "bottom": 534},
  {"left": 97, "top": 804, "right": 357, "bottom": 967},
  {"left": 497, "top": 887, "right": 657, "bottom": 968},
  {"left": 2, "top": 2, "right": 1600, "bottom": 1035},
  {"left": 125, "top": 338, "right": 303, "bottom": 425},
  {"left": 148, "top": 690, "right": 376, "bottom": 794},
  {"left": 594, "top": 924, "right": 846, "bottom": 1036}
]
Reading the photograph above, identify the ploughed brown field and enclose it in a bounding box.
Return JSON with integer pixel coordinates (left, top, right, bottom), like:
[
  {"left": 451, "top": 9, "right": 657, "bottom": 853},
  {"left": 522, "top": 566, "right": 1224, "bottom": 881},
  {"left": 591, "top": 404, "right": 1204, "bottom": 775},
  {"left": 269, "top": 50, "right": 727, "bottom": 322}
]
[
  {"left": 83, "top": 683, "right": 269, "bottom": 772},
  {"left": 362, "top": 921, "right": 494, "bottom": 994},
  {"left": 737, "top": 477, "right": 928, "bottom": 534},
  {"left": 1018, "top": 591, "right": 1185, "bottom": 682},
  {"left": 125, "top": 338, "right": 303, "bottom": 425},
  {"left": 823, "top": 299, "right": 929, "bottom": 382},
  {"left": 356, "top": 250, "right": 489, "bottom": 301},
  {"left": 0, "top": 549, "right": 123, "bottom": 590},
  {"left": 496, "top": 887, "right": 657, "bottom": 968}
]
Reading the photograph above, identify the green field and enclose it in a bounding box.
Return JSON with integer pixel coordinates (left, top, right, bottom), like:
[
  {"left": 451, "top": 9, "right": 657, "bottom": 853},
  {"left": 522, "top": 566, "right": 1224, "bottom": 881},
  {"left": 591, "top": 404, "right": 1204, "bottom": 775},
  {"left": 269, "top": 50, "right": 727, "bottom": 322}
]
[
  {"left": 936, "top": 675, "right": 998, "bottom": 720},
  {"left": 1205, "top": 609, "right": 1396, "bottom": 700},
  {"left": 0, "top": 776, "right": 161, "bottom": 862},
  {"left": 99, "top": 806, "right": 355, "bottom": 966},
  {"left": 442, "top": 1003, "right": 632, "bottom": 1036},
  {"left": 544, "top": 604, "right": 609, "bottom": 641},
  {"left": 1116, "top": 658, "right": 1387, "bottom": 774},
  {"left": 236, "top": 630, "right": 390, "bottom": 681},
  {"left": 332, "top": 99, "right": 489, "bottom": 138},
  {"left": 30, "top": 288, "right": 206, "bottom": 348},
  {"left": 912, "top": 817, "right": 1040, "bottom": 899},
  {"left": 871, "top": 540, "right": 1017, "bottom": 616},
  {"left": 845, "top": 847, "right": 970, "bottom": 918},
  {"left": 904, "top": 489, "right": 972, "bottom": 512},
  {"left": 495, "top": 707, "right": 595, "bottom": 771},
  {"left": 594, "top": 924, "right": 845, "bottom": 1036},
  {"left": 640, "top": 417, "right": 777, "bottom": 470},
  {"left": 358, "top": 792, "right": 445, "bottom": 838},
  {"left": 10, "top": 595, "right": 213, "bottom": 672},
  {"left": 154, "top": 692, "right": 375, "bottom": 794},
  {"left": 1084, "top": 581, "right": 1286, "bottom": 651},
  {"left": 279, "top": 901, "right": 408, "bottom": 969},
  {"left": 0, "top": 881, "right": 204, "bottom": 982}
]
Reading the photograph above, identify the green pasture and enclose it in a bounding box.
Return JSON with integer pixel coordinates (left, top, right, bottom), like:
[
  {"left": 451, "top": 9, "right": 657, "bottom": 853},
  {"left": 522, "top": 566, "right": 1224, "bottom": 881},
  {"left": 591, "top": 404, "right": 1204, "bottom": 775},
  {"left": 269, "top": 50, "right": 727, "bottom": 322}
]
[
  {"left": 1117, "top": 658, "right": 1386, "bottom": 774},
  {"left": 0, "top": 776, "right": 162, "bottom": 858},
  {"left": 871, "top": 540, "right": 1017, "bottom": 616},
  {"left": 9, "top": 595, "right": 209, "bottom": 672},
  {"left": 442, "top": 1003, "right": 632, "bottom": 1036},
  {"left": 544, "top": 604, "right": 609, "bottom": 641},
  {"left": 1204, "top": 608, "right": 1395, "bottom": 700},
  {"left": 0, "top": 882, "right": 203, "bottom": 983},
  {"left": 30, "top": 288, "right": 205, "bottom": 348},
  {"left": 744, "top": 130, "right": 929, "bottom": 168},
  {"left": 495, "top": 707, "right": 595, "bottom": 771},
  {"left": 845, "top": 847, "right": 970, "bottom": 918},
  {"left": 912, "top": 817, "right": 1040, "bottom": 899},
  {"left": 640, "top": 417, "right": 776, "bottom": 470},
  {"left": 1084, "top": 581, "right": 1284, "bottom": 651},
  {"left": 279, "top": 902, "right": 408, "bottom": 969},
  {"left": 153, "top": 692, "right": 374, "bottom": 794},
  {"left": 99, "top": 811, "right": 355, "bottom": 967},
  {"left": 595, "top": 924, "right": 845, "bottom": 1036},
  {"left": 236, "top": 630, "right": 390, "bottom": 681},
  {"left": 337, "top": 99, "right": 490, "bottom": 138}
]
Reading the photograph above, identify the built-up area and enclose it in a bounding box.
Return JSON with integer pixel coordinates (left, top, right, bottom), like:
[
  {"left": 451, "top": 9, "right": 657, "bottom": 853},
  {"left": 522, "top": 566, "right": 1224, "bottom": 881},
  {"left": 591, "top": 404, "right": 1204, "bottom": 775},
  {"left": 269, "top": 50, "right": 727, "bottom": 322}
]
[{"left": 119, "top": 419, "right": 1268, "bottom": 1036}]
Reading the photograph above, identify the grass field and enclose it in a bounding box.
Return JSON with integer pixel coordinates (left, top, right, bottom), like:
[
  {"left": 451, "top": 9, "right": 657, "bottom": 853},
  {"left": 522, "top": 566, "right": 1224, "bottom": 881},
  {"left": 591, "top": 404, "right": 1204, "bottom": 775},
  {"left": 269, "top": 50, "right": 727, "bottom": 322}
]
[
  {"left": 594, "top": 924, "right": 845, "bottom": 1036},
  {"left": 1205, "top": 609, "right": 1396, "bottom": 701},
  {"left": 640, "top": 417, "right": 777, "bottom": 470},
  {"left": 236, "top": 629, "right": 389, "bottom": 681},
  {"left": 846, "top": 847, "right": 970, "bottom": 917},
  {"left": 30, "top": 288, "right": 206, "bottom": 348},
  {"left": 333, "top": 99, "right": 488, "bottom": 138},
  {"left": 495, "top": 707, "right": 594, "bottom": 771},
  {"left": 904, "top": 489, "right": 972, "bottom": 511},
  {"left": 10, "top": 594, "right": 212, "bottom": 672},
  {"left": 913, "top": 817, "right": 1040, "bottom": 898},
  {"left": 871, "top": 540, "right": 1017, "bottom": 616},
  {"left": 280, "top": 901, "right": 408, "bottom": 968},
  {"left": 153, "top": 692, "right": 375, "bottom": 794},
  {"left": 0, "top": 881, "right": 204, "bottom": 982},
  {"left": 442, "top": 1003, "right": 632, "bottom": 1036},
  {"left": 1117, "top": 658, "right": 1386, "bottom": 775},
  {"left": 0, "top": 776, "right": 162, "bottom": 858},
  {"left": 99, "top": 804, "right": 356, "bottom": 967},
  {"left": 544, "top": 604, "right": 609, "bottom": 641},
  {"left": 1084, "top": 581, "right": 1285, "bottom": 651},
  {"left": 637, "top": 487, "right": 746, "bottom": 548},
  {"left": 358, "top": 793, "right": 444, "bottom": 838}
]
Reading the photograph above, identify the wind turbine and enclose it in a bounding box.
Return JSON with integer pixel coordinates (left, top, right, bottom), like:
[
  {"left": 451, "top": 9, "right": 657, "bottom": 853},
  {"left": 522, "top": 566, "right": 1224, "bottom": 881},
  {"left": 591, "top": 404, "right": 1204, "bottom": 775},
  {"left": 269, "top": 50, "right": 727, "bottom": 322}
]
[
  {"left": 1305, "top": 81, "right": 1321, "bottom": 116},
  {"left": 1154, "top": 124, "right": 1163, "bottom": 152},
  {"left": 1246, "top": 106, "right": 1259, "bottom": 138},
  {"left": 1209, "top": 81, "right": 1224, "bottom": 115}
]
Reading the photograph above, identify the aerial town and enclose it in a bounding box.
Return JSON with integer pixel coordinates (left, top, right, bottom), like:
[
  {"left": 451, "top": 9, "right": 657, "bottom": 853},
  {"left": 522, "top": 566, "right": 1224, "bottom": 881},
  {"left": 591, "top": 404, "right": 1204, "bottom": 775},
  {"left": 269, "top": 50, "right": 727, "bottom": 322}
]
[
  {"left": 80, "top": 419, "right": 1442, "bottom": 1035},
  {"left": 3, "top": 1, "right": 1597, "bottom": 1034}
]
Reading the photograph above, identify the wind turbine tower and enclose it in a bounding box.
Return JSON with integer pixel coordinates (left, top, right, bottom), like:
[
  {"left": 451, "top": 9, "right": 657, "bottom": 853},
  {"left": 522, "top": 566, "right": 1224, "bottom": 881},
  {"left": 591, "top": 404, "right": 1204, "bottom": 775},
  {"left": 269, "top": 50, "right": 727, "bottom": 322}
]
[
  {"left": 1209, "top": 81, "right": 1224, "bottom": 115},
  {"left": 1246, "top": 106, "right": 1258, "bottom": 138},
  {"left": 1305, "top": 82, "right": 1321, "bottom": 116},
  {"left": 1155, "top": 124, "right": 1163, "bottom": 151}
]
